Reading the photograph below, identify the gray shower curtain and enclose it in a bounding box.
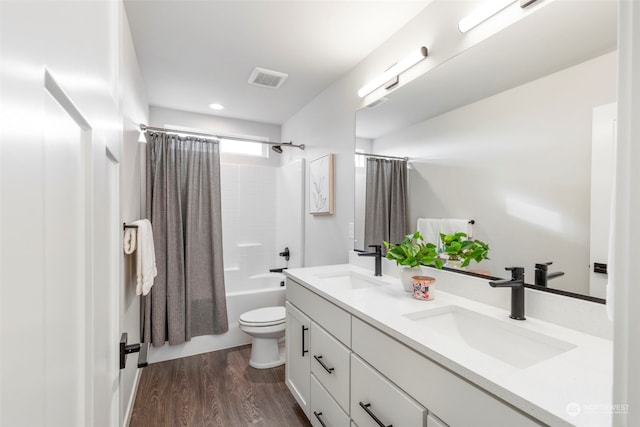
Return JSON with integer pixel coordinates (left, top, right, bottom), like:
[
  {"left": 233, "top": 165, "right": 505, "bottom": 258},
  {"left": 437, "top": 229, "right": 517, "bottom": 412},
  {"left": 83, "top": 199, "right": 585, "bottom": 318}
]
[
  {"left": 364, "top": 158, "right": 408, "bottom": 249},
  {"left": 144, "top": 131, "right": 228, "bottom": 346}
]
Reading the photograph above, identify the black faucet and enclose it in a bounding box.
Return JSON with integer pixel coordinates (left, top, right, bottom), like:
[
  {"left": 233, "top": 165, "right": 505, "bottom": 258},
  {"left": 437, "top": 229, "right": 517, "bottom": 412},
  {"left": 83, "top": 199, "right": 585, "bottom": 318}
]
[
  {"left": 489, "top": 267, "right": 526, "bottom": 320},
  {"left": 358, "top": 244, "right": 383, "bottom": 276},
  {"left": 534, "top": 262, "right": 565, "bottom": 287},
  {"left": 279, "top": 247, "right": 290, "bottom": 261}
]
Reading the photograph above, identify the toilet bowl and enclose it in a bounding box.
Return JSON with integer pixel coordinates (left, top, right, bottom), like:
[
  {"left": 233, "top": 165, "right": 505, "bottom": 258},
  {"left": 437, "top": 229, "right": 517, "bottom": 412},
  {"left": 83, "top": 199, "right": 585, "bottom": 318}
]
[{"left": 239, "top": 306, "right": 286, "bottom": 369}]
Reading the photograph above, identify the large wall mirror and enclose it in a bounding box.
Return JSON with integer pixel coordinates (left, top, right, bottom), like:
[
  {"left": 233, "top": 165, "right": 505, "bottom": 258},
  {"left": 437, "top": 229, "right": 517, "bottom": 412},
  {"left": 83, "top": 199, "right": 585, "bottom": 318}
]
[{"left": 354, "top": 0, "right": 618, "bottom": 299}]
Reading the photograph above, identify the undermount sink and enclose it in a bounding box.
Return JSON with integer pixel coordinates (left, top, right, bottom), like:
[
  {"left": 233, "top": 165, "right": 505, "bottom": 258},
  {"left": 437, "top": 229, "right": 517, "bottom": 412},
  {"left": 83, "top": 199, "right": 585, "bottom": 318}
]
[
  {"left": 403, "top": 305, "right": 577, "bottom": 369},
  {"left": 314, "top": 270, "right": 387, "bottom": 290}
]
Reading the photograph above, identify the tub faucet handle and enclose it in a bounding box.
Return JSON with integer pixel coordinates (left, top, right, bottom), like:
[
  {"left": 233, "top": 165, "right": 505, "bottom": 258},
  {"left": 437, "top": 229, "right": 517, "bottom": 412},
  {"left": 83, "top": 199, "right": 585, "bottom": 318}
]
[{"left": 279, "top": 247, "right": 290, "bottom": 261}]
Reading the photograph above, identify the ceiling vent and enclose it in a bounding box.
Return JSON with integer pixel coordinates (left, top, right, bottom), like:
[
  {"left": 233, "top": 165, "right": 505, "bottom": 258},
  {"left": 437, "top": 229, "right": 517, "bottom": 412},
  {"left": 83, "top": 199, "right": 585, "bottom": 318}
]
[{"left": 248, "top": 67, "right": 288, "bottom": 89}]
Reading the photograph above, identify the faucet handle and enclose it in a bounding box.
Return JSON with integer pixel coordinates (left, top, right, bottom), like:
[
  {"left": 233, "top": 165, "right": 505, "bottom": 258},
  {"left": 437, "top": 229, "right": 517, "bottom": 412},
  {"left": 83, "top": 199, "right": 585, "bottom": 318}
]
[
  {"left": 505, "top": 266, "right": 525, "bottom": 280},
  {"left": 535, "top": 262, "right": 553, "bottom": 271},
  {"left": 368, "top": 244, "right": 382, "bottom": 253}
]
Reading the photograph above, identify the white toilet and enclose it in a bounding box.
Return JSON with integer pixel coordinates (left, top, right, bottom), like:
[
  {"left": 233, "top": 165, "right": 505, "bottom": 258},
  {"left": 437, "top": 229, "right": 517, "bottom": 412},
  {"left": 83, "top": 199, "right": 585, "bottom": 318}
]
[{"left": 239, "top": 306, "right": 286, "bottom": 369}]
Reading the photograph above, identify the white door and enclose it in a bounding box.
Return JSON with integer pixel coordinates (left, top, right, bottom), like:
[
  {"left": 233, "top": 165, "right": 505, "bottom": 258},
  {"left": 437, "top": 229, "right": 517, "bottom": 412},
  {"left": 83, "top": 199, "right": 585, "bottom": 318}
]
[{"left": 1, "top": 2, "right": 121, "bottom": 426}]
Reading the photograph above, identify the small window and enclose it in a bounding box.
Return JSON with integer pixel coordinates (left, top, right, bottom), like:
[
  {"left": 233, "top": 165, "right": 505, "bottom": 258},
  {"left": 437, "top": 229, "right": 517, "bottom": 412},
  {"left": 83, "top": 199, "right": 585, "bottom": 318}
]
[
  {"left": 165, "top": 124, "right": 269, "bottom": 158},
  {"left": 219, "top": 138, "right": 267, "bottom": 157}
]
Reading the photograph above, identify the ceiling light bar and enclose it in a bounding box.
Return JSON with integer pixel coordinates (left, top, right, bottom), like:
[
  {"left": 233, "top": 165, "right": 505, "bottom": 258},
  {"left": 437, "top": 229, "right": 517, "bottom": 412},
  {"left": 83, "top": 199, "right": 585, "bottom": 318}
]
[
  {"left": 458, "top": 0, "right": 517, "bottom": 33},
  {"left": 358, "top": 46, "right": 428, "bottom": 98}
]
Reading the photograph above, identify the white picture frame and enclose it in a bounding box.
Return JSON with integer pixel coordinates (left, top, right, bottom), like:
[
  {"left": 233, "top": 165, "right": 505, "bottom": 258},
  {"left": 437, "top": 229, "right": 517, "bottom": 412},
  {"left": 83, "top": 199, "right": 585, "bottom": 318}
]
[{"left": 309, "top": 153, "right": 334, "bottom": 215}]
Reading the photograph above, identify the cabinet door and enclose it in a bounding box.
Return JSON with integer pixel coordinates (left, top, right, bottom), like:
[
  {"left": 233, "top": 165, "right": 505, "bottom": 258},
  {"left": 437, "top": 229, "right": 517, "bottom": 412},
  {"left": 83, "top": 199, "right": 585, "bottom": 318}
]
[{"left": 286, "top": 302, "right": 312, "bottom": 418}]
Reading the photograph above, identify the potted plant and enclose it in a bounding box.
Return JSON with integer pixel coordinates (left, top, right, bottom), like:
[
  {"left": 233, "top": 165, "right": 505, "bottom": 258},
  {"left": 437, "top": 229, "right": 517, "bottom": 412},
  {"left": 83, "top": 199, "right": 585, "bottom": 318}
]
[
  {"left": 440, "top": 232, "right": 490, "bottom": 269},
  {"left": 384, "top": 231, "right": 443, "bottom": 291}
]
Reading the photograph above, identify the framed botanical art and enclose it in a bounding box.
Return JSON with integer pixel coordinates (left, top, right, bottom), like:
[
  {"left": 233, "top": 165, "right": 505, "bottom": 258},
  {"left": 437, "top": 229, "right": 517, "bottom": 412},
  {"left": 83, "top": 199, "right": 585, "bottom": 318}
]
[{"left": 309, "top": 153, "right": 334, "bottom": 215}]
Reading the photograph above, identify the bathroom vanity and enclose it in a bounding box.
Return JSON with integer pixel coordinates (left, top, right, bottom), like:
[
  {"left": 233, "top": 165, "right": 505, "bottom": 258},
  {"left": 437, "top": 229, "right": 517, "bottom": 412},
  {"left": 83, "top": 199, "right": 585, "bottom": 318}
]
[{"left": 284, "top": 264, "right": 612, "bottom": 427}]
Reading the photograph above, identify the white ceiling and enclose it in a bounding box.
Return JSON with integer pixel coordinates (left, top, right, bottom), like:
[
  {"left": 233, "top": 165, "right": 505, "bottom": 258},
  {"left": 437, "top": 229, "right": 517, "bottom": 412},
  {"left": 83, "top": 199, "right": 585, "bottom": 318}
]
[{"left": 124, "top": 0, "right": 430, "bottom": 125}]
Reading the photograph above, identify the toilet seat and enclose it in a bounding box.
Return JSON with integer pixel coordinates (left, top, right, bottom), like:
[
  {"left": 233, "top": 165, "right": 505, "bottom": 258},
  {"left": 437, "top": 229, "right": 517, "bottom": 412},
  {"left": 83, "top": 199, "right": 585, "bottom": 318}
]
[{"left": 239, "top": 306, "right": 286, "bottom": 327}]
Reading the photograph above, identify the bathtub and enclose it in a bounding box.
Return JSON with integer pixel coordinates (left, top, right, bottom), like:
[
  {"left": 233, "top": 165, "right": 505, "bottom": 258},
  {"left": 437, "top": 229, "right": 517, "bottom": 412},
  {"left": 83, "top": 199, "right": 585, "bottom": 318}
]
[
  {"left": 148, "top": 272, "right": 286, "bottom": 363},
  {"left": 226, "top": 272, "right": 286, "bottom": 295}
]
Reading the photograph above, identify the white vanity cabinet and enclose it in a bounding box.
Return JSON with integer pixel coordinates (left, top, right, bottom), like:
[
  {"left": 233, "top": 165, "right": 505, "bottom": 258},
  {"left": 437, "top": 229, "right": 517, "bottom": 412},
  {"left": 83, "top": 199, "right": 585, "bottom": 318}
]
[
  {"left": 285, "top": 301, "right": 311, "bottom": 417},
  {"left": 286, "top": 276, "right": 542, "bottom": 427}
]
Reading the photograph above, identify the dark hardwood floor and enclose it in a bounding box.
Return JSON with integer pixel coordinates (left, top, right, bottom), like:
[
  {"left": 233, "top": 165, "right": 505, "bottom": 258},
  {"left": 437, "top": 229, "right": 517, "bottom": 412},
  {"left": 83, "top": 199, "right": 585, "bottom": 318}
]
[{"left": 129, "top": 345, "right": 311, "bottom": 427}]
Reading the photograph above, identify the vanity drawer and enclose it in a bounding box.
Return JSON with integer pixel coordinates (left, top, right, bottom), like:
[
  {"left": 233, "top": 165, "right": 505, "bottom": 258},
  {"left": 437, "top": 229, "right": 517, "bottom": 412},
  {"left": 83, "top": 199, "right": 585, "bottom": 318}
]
[
  {"left": 352, "top": 318, "right": 543, "bottom": 427},
  {"left": 351, "top": 354, "right": 426, "bottom": 427},
  {"left": 310, "top": 375, "right": 350, "bottom": 427},
  {"left": 287, "top": 278, "right": 351, "bottom": 346},
  {"left": 310, "top": 321, "right": 350, "bottom": 412}
]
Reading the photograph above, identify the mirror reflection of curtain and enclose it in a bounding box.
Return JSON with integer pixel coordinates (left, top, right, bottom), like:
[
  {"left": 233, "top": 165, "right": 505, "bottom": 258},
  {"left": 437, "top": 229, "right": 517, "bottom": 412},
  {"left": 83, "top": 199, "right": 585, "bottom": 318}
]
[
  {"left": 364, "top": 158, "right": 408, "bottom": 249},
  {"left": 144, "top": 131, "right": 228, "bottom": 346}
]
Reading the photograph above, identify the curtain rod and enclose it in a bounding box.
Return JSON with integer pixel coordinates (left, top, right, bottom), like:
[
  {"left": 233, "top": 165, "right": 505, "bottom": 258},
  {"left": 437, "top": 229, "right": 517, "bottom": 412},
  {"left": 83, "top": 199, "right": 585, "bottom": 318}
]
[
  {"left": 140, "top": 124, "right": 305, "bottom": 150},
  {"left": 355, "top": 152, "right": 409, "bottom": 161}
]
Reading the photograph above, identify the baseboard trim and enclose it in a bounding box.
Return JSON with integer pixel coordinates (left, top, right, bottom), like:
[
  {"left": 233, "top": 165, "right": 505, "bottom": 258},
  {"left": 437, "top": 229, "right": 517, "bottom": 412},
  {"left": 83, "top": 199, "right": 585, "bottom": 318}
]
[{"left": 123, "top": 368, "right": 142, "bottom": 427}]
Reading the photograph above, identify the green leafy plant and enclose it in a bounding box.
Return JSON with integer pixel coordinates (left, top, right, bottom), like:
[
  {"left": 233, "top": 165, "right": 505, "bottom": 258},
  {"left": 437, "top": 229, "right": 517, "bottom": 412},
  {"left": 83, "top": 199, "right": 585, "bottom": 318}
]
[
  {"left": 440, "top": 232, "right": 490, "bottom": 267},
  {"left": 384, "top": 231, "right": 444, "bottom": 269}
]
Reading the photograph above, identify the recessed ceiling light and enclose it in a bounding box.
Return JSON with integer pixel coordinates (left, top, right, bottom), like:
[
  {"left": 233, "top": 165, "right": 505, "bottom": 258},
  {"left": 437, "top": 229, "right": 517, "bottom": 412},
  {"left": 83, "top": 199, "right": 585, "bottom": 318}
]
[{"left": 209, "top": 103, "right": 224, "bottom": 110}]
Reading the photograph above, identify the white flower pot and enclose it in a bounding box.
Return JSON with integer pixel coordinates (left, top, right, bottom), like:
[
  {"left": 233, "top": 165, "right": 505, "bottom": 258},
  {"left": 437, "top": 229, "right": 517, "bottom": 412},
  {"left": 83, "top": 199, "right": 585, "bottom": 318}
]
[{"left": 400, "top": 267, "right": 423, "bottom": 292}]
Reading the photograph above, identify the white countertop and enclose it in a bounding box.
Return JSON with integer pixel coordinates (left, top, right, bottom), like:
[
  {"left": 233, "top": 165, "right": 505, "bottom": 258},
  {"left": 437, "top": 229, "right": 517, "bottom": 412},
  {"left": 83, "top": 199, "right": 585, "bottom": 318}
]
[{"left": 285, "top": 264, "right": 613, "bottom": 427}]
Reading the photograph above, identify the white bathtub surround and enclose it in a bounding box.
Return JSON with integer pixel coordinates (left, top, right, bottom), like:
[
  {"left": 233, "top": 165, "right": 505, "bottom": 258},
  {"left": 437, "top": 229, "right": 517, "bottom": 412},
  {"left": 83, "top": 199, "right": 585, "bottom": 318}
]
[{"left": 286, "top": 264, "right": 613, "bottom": 427}]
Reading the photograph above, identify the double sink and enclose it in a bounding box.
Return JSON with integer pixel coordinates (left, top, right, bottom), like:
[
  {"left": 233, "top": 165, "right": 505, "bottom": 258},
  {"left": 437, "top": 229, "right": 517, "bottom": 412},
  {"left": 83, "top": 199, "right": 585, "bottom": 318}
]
[{"left": 313, "top": 269, "right": 576, "bottom": 369}]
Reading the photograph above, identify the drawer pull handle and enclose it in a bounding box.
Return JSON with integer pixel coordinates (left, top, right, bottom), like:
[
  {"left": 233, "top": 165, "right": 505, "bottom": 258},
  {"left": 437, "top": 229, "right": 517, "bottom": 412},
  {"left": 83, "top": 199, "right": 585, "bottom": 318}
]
[
  {"left": 313, "top": 411, "right": 327, "bottom": 427},
  {"left": 359, "top": 402, "right": 392, "bottom": 427},
  {"left": 301, "top": 326, "right": 309, "bottom": 357},
  {"left": 313, "top": 355, "right": 335, "bottom": 374}
]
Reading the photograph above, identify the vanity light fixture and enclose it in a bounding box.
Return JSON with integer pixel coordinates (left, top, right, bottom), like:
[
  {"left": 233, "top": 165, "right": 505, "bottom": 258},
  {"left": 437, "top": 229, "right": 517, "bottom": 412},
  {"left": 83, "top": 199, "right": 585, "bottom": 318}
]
[
  {"left": 357, "top": 46, "right": 428, "bottom": 98},
  {"left": 458, "top": 0, "right": 516, "bottom": 33},
  {"left": 208, "top": 103, "right": 224, "bottom": 110}
]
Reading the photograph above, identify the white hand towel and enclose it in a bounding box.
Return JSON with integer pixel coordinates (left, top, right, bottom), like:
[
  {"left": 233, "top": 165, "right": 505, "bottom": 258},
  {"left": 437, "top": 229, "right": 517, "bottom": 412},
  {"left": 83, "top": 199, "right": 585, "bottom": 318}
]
[
  {"left": 131, "top": 219, "right": 158, "bottom": 296},
  {"left": 123, "top": 228, "right": 137, "bottom": 254},
  {"left": 416, "top": 218, "right": 442, "bottom": 246}
]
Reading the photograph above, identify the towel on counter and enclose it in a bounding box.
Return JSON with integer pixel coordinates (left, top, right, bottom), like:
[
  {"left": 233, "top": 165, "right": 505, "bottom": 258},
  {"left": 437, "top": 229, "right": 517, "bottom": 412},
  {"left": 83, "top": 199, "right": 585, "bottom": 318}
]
[
  {"left": 417, "top": 218, "right": 473, "bottom": 250},
  {"left": 123, "top": 228, "right": 137, "bottom": 254},
  {"left": 129, "top": 219, "right": 158, "bottom": 296}
]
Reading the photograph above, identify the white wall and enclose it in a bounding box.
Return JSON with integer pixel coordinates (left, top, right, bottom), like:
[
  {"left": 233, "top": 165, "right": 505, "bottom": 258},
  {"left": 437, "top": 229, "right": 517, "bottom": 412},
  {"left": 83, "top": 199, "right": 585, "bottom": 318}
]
[
  {"left": 371, "top": 52, "right": 617, "bottom": 294},
  {"left": 281, "top": 0, "right": 547, "bottom": 267},
  {"left": 119, "top": 8, "right": 149, "bottom": 426}
]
